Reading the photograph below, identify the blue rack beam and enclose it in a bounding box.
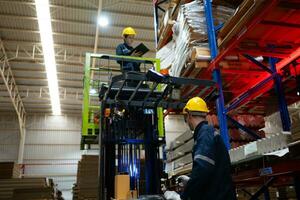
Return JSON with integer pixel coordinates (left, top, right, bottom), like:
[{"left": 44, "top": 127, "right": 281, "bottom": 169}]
[
  {"left": 243, "top": 54, "right": 273, "bottom": 74},
  {"left": 225, "top": 74, "right": 276, "bottom": 113},
  {"left": 226, "top": 116, "right": 261, "bottom": 140},
  {"left": 269, "top": 57, "right": 291, "bottom": 131},
  {"left": 204, "top": 0, "right": 230, "bottom": 149}
]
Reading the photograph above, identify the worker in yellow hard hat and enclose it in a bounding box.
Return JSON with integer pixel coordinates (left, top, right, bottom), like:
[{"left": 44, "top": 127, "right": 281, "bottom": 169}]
[
  {"left": 116, "top": 27, "right": 142, "bottom": 72},
  {"left": 182, "top": 97, "right": 210, "bottom": 131},
  {"left": 165, "top": 97, "right": 236, "bottom": 200}
]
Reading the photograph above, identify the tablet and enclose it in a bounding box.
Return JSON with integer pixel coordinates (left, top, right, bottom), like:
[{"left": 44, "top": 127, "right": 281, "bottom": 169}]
[{"left": 129, "top": 43, "right": 150, "bottom": 56}]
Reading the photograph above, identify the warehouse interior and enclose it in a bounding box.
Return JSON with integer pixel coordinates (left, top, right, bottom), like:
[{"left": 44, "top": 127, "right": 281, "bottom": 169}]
[{"left": 0, "top": 0, "right": 300, "bottom": 199}]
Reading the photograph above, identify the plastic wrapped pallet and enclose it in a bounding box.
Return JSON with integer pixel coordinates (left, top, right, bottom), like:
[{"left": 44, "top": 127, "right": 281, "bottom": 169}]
[{"left": 169, "top": 0, "right": 235, "bottom": 77}]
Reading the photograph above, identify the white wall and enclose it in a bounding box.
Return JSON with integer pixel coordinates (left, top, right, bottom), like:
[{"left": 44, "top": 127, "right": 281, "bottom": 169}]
[
  {"left": 0, "top": 114, "right": 98, "bottom": 200},
  {"left": 0, "top": 113, "right": 188, "bottom": 199},
  {"left": 0, "top": 114, "right": 19, "bottom": 162}
]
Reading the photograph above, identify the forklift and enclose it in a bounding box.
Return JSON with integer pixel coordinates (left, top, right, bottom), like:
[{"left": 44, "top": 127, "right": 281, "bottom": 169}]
[{"left": 81, "top": 53, "right": 217, "bottom": 200}]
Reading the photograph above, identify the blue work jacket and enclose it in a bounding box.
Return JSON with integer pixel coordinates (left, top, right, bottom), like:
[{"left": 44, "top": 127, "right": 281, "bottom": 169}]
[
  {"left": 181, "top": 121, "right": 236, "bottom": 200},
  {"left": 116, "top": 43, "right": 140, "bottom": 72}
]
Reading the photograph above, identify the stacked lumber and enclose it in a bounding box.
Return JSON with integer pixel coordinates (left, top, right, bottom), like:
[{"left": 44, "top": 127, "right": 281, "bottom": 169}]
[
  {"left": 0, "top": 178, "right": 54, "bottom": 200},
  {"left": 0, "top": 162, "right": 21, "bottom": 179},
  {"left": 76, "top": 155, "right": 99, "bottom": 200}
]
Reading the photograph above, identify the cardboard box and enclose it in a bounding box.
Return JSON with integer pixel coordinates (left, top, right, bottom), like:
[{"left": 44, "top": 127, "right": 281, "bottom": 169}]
[
  {"left": 115, "top": 175, "right": 130, "bottom": 200},
  {"left": 76, "top": 155, "right": 99, "bottom": 200},
  {"left": 191, "top": 47, "right": 211, "bottom": 62}
]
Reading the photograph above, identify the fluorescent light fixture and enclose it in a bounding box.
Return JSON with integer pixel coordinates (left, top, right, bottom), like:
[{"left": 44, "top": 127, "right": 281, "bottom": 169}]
[
  {"left": 98, "top": 16, "right": 109, "bottom": 27},
  {"left": 35, "top": 0, "right": 61, "bottom": 115}
]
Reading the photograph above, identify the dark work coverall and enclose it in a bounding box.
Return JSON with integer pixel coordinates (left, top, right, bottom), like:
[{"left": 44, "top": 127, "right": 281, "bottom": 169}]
[
  {"left": 116, "top": 43, "right": 140, "bottom": 72},
  {"left": 181, "top": 121, "right": 237, "bottom": 200}
]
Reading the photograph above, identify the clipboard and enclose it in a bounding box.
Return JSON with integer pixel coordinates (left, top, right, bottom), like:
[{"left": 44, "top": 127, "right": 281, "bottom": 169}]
[{"left": 129, "top": 43, "right": 149, "bottom": 56}]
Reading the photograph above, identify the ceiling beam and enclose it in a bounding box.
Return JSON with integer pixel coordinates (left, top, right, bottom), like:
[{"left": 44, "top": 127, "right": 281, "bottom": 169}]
[
  {"left": 0, "top": 27, "right": 154, "bottom": 43},
  {"left": 0, "top": 38, "right": 26, "bottom": 125},
  {"left": 0, "top": 14, "right": 154, "bottom": 31},
  {"left": 2, "top": 39, "right": 114, "bottom": 51},
  {"left": 2, "top": 40, "right": 156, "bottom": 56},
  {"left": 0, "top": 38, "right": 26, "bottom": 163},
  {"left": 0, "top": 0, "right": 154, "bottom": 18}
]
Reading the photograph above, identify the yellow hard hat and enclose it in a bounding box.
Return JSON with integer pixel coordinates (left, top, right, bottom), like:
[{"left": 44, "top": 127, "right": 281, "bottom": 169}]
[
  {"left": 122, "top": 27, "right": 136, "bottom": 36},
  {"left": 183, "top": 97, "right": 209, "bottom": 114}
]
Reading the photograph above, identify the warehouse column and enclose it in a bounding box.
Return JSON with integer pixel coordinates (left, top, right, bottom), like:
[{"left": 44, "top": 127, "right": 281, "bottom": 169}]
[
  {"left": 203, "top": 0, "right": 230, "bottom": 149},
  {"left": 18, "top": 126, "right": 26, "bottom": 164},
  {"left": 0, "top": 38, "right": 27, "bottom": 163}
]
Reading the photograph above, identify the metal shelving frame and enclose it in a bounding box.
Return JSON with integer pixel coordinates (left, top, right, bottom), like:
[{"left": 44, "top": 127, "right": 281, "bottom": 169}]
[{"left": 154, "top": 0, "right": 300, "bottom": 198}]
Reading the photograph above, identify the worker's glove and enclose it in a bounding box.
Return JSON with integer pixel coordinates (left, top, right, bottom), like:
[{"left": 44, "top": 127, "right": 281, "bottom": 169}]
[
  {"left": 176, "top": 175, "right": 190, "bottom": 188},
  {"left": 164, "top": 191, "right": 181, "bottom": 200},
  {"left": 161, "top": 184, "right": 167, "bottom": 193}
]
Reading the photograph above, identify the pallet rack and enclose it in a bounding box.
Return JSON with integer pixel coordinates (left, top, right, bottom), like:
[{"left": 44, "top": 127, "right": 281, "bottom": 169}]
[{"left": 154, "top": 0, "right": 300, "bottom": 198}]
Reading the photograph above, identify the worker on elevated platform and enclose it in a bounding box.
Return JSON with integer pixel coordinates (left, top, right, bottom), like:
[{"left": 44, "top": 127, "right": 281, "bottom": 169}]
[
  {"left": 116, "top": 27, "right": 141, "bottom": 72},
  {"left": 165, "top": 97, "right": 236, "bottom": 200}
]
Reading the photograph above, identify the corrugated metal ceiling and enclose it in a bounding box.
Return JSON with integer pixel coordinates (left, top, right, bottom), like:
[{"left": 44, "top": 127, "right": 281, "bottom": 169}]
[{"left": 0, "top": 0, "right": 156, "bottom": 114}]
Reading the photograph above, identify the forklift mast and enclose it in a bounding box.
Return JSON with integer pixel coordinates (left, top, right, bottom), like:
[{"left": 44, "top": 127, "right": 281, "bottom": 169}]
[{"left": 81, "top": 53, "right": 217, "bottom": 199}]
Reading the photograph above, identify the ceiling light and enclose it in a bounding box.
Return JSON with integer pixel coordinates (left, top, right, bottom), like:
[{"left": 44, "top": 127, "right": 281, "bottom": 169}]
[
  {"left": 89, "top": 88, "right": 97, "bottom": 95},
  {"left": 35, "top": 0, "right": 61, "bottom": 115},
  {"left": 98, "top": 16, "right": 109, "bottom": 27}
]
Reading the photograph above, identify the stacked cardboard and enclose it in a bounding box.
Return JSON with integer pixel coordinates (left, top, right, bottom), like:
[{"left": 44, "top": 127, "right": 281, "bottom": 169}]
[
  {"left": 291, "top": 114, "right": 300, "bottom": 142},
  {"left": 0, "top": 162, "right": 21, "bottom": 179},
  {"left": 76, "top": 155, "right": 99, "bottom": 200},
  {"left": 72, "top": 183, "right": 78, "bottom": 200},
  {"left": 0, "top": 178, "right": 54, "bottom": 200},
  {"left": 156, "top": 40, "right": 175, "bottom": 71},
  {"left": 12, "top": 187, "right": 54, "bottom": 200},
  {"left": 168, "top": 0, "right": 234, "bottom": 77}
]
